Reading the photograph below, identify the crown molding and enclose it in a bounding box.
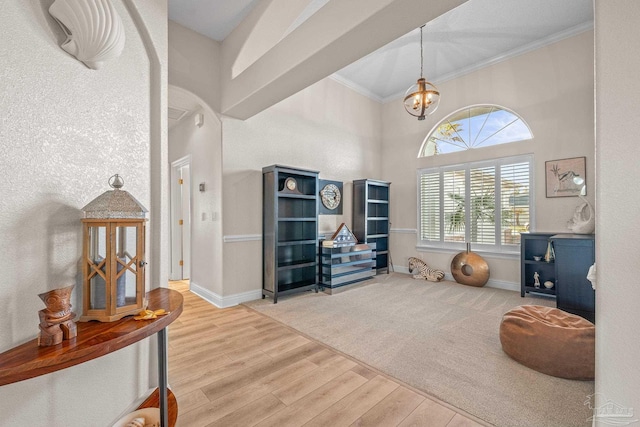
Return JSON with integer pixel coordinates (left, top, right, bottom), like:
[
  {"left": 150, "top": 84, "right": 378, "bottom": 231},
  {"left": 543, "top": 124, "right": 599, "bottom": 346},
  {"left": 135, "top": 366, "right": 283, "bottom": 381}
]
[{"left": 328, "top": 74, "right": 384, "bottom": 103}]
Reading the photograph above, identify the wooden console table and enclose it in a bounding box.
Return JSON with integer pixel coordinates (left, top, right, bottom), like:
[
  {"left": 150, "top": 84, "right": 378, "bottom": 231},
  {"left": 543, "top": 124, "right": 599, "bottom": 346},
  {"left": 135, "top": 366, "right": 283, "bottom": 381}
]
[{"left": 0, "top": 287, "right": 183, "bottom": 426}]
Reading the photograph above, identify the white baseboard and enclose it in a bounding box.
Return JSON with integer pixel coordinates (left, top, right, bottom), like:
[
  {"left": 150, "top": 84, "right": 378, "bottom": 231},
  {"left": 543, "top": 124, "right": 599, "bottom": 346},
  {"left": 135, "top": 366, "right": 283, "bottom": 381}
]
[
  {"left": 190, "top": 281, "right": 263, "bottom": 308},
  {"left": 394, "top": 266, "right": 410, "bottom": 274},
  {"left": 392, "top": 267, "right": 519, "bottom": 292}
]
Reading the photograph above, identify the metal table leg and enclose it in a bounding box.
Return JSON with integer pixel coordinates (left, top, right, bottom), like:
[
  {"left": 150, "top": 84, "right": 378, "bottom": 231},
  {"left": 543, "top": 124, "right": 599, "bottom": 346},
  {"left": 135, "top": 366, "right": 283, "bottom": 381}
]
[{"left": 158, "top": 327, "right": 168, "bottom": 427}]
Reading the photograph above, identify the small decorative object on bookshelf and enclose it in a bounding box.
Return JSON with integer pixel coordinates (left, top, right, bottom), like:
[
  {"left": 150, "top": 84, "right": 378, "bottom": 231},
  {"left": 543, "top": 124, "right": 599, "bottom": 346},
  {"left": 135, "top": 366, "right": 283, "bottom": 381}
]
[
  {"left": 322, "top": 223, "right": 357, "bottom": 248},
  {"left": 283, "top": 177, "right": 301, "bottom": 193},
  {"left": 263, "top": 165, "right": 319, "bottom": 303},
  {"left": 544, "top": 240, "right": 555, "bottom": 263},
  {"left": 37, "top": 285, "right": 77, "bottom": 346},
  {"left": 533, "top": 272, "right": 541, "bottom": 289}
]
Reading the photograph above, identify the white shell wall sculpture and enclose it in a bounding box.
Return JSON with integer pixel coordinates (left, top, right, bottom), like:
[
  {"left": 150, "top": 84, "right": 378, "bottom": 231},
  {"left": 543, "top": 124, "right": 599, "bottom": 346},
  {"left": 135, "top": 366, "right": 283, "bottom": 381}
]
[
  {"left": 567, "top": 196, "right": 595, "bottom": 234},
  {"left": 49, "top": 0, "right": 125, "bottom": 70}
]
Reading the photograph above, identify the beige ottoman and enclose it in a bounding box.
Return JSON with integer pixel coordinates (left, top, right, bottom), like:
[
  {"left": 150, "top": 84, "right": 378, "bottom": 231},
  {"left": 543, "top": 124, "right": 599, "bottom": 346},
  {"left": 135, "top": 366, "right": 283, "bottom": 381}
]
[{"left": 499, "top": 305, "right": 595, "bottom": 380}]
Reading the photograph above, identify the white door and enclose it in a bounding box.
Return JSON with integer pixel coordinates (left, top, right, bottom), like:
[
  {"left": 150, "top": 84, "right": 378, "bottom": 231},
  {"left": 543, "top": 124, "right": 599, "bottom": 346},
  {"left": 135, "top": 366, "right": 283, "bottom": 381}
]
[
  {"left": 180, "top": 165, "right": 191, "bottom": 279},
  {"left": 170, "top": 156, "right": 191, "bottom": 280}
]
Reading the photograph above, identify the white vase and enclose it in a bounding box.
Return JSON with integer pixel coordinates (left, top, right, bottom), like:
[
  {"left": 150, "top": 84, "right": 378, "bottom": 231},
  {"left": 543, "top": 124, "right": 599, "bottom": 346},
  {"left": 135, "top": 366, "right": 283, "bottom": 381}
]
[{"left": 544, "top": 241, "right": 555, "bottom": 263}]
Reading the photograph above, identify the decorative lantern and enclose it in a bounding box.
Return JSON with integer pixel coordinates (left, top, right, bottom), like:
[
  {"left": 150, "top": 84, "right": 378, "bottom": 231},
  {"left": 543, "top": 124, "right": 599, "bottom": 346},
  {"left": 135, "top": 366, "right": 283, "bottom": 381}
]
[{"left": 80, "top": 175, "right": 147, "bottom": 322}]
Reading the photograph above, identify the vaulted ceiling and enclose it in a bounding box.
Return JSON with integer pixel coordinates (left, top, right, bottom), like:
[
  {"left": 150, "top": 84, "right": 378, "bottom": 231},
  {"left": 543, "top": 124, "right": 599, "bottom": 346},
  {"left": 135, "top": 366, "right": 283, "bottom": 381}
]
[{"left": 168, "top": 0, "right": 593, "bottom": 118}]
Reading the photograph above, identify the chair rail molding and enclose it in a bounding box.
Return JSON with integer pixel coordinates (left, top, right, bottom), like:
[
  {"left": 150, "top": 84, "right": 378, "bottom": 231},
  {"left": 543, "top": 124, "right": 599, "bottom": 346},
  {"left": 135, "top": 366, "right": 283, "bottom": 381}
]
[
  {"left": 49, "top": 0, "right": 125, "bottom": 70},
  {"left": 391, "top": 228, "right": 417, "bottom": 234},
  {"left": 223, "top": 234, "right": 262, "bottom": 243}
]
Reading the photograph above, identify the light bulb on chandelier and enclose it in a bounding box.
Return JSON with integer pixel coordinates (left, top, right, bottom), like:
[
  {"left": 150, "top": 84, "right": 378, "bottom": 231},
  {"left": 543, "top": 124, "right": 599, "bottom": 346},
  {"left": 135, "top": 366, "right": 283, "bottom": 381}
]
[{"left": 403, "top": 25, "right": 440, "bottom": 120}]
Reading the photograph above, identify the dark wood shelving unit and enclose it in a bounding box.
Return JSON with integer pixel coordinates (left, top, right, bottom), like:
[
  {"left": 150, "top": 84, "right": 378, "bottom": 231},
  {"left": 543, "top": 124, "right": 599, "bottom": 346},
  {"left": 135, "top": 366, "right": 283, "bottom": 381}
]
[
  {"left": 0, "top": 287, "right": 183, "bottom": 426},
  {"left": 263, "top": 165, "right": 319, "bottom": 303},
  {"left": 353, "top": 179, "right": 391, "bottom": 273}
]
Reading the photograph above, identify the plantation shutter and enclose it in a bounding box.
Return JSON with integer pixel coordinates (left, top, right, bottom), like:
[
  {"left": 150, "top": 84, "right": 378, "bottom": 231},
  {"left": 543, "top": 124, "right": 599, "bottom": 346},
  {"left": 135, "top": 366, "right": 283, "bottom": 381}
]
[
  {"left": 443, "top": 169, "right": 465, "bottom": 242},
  {"left": 469, "top": 166, "right": 496, "bottom": 244},
  {"left": 500, "top": 162, "right": 531, "bottom": 245},
  {"left": 419, "top": 172, "right": 440, "bottom": 241},
  {"left": 417, "top": 154, "right": 532, "bottom": 254}
]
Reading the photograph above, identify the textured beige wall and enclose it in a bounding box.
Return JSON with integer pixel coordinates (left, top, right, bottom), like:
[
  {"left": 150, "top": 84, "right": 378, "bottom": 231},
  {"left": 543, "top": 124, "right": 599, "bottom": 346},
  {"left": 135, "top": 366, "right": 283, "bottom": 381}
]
[
  {"left": 221, "top": 77, "right": 383, "bottom": 295},
  {"left": 594, "top": 1, "right": 640, "bottom": 420},
  {"left": 0, "top": 0, "right": 166, "bottom": 425},
  {"left": 380, "top": 30, "right": 594, "bottom": 285}
]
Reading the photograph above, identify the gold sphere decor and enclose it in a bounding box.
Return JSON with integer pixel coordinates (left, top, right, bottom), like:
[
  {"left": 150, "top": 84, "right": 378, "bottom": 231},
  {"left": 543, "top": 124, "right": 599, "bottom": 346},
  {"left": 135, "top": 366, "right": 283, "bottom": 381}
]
[{"left": 451, "top": 243, "right": 490, "bottom": 287}]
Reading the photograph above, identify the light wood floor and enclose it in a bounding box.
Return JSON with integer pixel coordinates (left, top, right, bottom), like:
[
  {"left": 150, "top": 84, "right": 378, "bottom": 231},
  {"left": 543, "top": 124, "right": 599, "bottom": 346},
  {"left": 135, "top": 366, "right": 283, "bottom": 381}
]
[{"left": 169, "top": 280, "right": 486, "bottom": 427}]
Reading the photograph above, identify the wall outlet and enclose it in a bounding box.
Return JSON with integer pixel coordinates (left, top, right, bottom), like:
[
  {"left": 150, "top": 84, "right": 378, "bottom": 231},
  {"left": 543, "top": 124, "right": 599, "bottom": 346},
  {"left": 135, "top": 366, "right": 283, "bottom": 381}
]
[{"left": 201, "top": 212, "right": 207, "bottom": 221}]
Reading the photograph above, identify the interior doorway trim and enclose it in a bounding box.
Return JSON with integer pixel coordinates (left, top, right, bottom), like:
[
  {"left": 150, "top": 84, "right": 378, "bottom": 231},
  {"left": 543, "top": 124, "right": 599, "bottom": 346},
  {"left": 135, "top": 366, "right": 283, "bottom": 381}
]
[{"left": 170, "top": 155, "right": 192, "bottom": 281}]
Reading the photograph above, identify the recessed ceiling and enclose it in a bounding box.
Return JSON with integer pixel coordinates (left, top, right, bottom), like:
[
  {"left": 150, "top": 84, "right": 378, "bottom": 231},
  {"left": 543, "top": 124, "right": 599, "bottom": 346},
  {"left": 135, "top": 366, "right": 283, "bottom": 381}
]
[{"left": 168, "top": 0, "right": 593, "bottom": 103}]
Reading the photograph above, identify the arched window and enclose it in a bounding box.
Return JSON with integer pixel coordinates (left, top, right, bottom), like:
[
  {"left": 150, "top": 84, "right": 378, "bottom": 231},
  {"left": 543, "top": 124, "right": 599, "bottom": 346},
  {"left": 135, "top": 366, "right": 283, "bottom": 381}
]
[{"left": 418, "top": 105, "right": 533, "bottom": 157}]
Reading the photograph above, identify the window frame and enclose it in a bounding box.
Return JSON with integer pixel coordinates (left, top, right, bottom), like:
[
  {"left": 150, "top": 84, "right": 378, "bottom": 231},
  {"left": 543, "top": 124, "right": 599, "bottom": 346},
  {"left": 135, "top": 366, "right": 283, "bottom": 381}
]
[
  {"left": 416, "top": 154, "right": 535, "bottom": 257},
  {"left": 417, "top": 104, "right": 534, "bottom": 158}
]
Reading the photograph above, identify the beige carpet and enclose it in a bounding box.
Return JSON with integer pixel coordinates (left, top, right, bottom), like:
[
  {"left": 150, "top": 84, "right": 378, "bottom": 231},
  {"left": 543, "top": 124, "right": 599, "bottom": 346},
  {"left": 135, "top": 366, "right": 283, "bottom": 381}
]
[{"left": 245, "top": 273, "right": 594, "bottom": 427}]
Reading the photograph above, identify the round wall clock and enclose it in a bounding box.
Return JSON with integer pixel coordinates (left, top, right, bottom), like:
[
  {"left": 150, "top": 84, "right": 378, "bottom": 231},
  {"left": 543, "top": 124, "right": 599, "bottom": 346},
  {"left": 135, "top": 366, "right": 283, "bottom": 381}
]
[
  {"left": 284, "top": 177, "right": 297, "bottom": 192},
  {"left": 320, "top": 183, "right": 341, "bottom": 210}
]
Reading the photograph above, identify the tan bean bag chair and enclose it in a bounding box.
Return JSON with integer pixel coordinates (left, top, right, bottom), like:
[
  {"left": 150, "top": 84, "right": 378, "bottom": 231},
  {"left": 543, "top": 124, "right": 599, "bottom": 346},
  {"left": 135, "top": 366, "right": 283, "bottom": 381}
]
[{"left": 499, "top": 305, "right": 595, "bottom": 380}]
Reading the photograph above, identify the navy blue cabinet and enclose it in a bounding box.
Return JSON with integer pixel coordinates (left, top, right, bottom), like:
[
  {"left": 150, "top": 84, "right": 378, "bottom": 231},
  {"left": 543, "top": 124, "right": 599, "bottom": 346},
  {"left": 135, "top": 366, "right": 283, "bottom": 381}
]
[
  {"left": 520, "top": 232, "right": 595, "bottom": 322},
  {"left": 551, "top": 234, "right": 595, "bottom": 322}
]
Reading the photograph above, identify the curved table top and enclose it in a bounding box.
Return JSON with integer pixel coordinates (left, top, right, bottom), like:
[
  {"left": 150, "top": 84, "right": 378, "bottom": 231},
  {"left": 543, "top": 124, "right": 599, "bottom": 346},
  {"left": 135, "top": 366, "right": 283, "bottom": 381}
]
[{"left": 0, "top": 287, "right": 183, "bottom": 387}]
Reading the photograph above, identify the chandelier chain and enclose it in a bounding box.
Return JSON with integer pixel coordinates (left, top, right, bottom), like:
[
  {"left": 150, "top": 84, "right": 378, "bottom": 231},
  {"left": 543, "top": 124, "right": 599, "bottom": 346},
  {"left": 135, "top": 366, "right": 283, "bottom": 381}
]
[{"left": 420, "top": 24, "right": 425, "bottom": 78}]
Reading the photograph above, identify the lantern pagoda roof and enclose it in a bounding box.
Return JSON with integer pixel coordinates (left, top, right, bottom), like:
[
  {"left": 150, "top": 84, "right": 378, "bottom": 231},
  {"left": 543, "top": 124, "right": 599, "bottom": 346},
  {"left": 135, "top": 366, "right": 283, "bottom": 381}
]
[{"left": 82, "top": 175, "right": 148, "bottom": 219}]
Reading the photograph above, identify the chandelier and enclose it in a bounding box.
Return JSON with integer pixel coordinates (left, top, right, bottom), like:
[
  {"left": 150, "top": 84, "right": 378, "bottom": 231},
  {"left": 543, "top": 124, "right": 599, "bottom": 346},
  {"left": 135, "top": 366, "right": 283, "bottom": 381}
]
[{"left": 403, "top": 25, "right": 440, "bottom": 120}]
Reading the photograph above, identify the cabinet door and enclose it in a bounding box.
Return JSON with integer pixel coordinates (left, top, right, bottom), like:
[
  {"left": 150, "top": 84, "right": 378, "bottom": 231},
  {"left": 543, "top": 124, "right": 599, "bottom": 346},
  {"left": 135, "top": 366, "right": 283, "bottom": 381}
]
[{"left": 553, "top": 238, "right": 595, "bottom": 321}]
